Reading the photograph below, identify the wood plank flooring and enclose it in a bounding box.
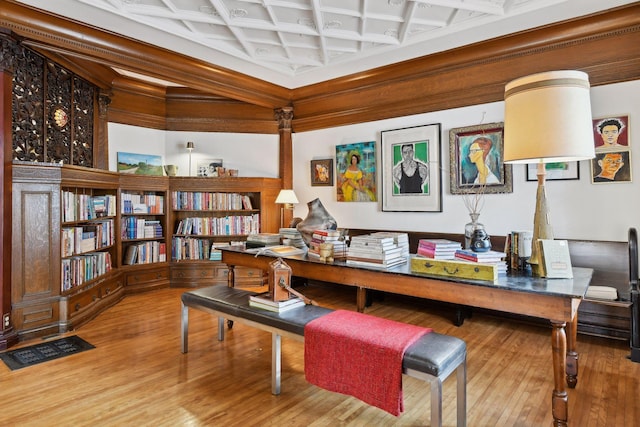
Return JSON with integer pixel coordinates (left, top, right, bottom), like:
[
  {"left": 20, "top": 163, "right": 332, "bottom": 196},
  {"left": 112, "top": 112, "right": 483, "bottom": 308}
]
[{"left": 1, "top": 282, "right": 639, "bottom": 426}]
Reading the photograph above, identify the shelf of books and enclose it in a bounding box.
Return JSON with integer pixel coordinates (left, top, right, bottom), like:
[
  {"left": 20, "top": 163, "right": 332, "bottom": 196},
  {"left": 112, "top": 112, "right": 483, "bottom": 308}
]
[
  {"left": 170, "top": 190, "right": 260, "bottom": 262},
  {"left": 120, "top": 190, "right": 168, "bottom": 266},
  {"left": 60, "top": 187, "right": 118, "bottom": 293}
]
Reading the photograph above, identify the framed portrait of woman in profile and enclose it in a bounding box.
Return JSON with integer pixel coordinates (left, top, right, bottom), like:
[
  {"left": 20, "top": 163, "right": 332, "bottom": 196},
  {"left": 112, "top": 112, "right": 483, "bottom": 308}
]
[{"left": 449, "top": 122, "right": 513, "bottom": 194}]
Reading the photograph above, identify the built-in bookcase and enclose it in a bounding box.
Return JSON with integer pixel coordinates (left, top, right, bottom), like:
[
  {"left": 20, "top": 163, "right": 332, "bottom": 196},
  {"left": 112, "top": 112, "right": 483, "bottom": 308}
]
[
  {"left": 168, "top": 176, "right": 281, "bottom": 288},
  {"left": 11, "top": 166, "right": 280, "bottom": 340},
  {"left": 120, "top": 191, "right": 167, "bottom": 265},
  {"left": 170, "top": 190, "right": 260, "bottom": 261},
  {"left": 60, "top": 189, "right": 117, "bottom": 292}
]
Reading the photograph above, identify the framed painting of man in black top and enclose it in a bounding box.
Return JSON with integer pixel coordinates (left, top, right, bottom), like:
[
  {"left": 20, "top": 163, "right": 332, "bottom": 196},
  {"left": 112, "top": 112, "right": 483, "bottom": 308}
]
[{"left": 381, "top": 124, "right": 442, "bottom": 212}]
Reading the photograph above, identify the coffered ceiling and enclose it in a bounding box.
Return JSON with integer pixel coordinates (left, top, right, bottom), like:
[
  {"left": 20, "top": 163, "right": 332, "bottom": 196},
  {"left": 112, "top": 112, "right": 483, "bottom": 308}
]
[{"left": 14, "top": 0, "right": 637, "bottom": 88}]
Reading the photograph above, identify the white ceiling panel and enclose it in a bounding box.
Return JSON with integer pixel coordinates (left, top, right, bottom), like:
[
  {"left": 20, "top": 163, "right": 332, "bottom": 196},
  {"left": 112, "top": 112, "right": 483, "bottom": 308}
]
[{"left": 15, "top": 0, "right": 638, "bottom": 88}]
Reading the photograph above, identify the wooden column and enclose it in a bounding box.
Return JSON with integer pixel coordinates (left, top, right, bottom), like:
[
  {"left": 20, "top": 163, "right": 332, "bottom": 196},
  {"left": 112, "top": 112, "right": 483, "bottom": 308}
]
[
  {"left": 0, "top": 65, "right": 17, "bottom": 349},
  {"left": 275, "top": 106, "right": 293, "bottom": 227},
  {"left": 93, "top": 92, "right": 111, "bottom": 170}
]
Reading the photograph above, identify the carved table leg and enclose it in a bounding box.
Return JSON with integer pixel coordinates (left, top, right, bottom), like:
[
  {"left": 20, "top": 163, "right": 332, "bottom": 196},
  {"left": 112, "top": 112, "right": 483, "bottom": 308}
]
[
  {"left": 551, "top": 320, "right": 568, "bottom": 427},
  {"left": 227, "top": 265, "right": 235, "bottom": 329},
  {"left": 227, "top": 264, "right": 235, "bottom": 288},
  {"left": 566, "top": 315, "right": 579, "bottom": 388},
  {"left": 356, "top": 288, "right": 366, "bottom": 313}
]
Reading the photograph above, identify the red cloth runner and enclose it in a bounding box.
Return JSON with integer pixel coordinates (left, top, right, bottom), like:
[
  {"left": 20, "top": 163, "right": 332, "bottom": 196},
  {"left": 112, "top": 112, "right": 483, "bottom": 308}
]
[{"left": 304, "top": 310, "right": 431, "bottom": 416}]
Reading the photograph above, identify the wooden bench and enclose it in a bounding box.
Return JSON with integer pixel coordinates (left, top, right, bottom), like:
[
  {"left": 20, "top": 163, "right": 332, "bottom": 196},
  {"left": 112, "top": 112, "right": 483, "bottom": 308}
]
[{"left": 181, "top": 285, "right": 467, "bottom": 427}]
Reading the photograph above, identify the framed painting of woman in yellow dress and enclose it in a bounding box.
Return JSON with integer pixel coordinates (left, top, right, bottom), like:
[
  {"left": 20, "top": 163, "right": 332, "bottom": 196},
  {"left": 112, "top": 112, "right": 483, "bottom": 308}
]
[{"left": 335, "top": 141, "right": 377, "bottom": 202}]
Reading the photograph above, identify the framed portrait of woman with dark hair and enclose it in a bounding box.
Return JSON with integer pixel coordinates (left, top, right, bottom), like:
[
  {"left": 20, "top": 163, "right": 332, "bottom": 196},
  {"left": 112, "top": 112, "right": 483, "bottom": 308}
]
[{"left": 449, "top": 123, "right": 513, "bottom": 194}]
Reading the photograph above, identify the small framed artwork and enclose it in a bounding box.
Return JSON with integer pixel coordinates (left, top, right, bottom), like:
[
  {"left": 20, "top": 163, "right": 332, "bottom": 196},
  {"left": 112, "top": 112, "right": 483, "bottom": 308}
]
[
  {"left": 310, "top": 159, "right": 333, "bottom": 186},
  {"left": 380, "top": 123, "right": 442, "bottom": 212},
  {"left": 336, "top": 141, "right": 377, "bottom": 202},
  {"left": 593, "top": 115, "right": 629, "bottom": 151},
  {"left": 449, "top": 122, "right": 512, "bottom": 194},
  {"left": 526, "top": 162, "right": 580, "bottom": 181},
  {"left": 197, "top": 159, "right": 223, "bottom": 177},
  {"left": 117, "top": 152, "right": 163, "bottom": 176},
  {"left": 591, "top": 150, "right": 632, "bottom": 184}
]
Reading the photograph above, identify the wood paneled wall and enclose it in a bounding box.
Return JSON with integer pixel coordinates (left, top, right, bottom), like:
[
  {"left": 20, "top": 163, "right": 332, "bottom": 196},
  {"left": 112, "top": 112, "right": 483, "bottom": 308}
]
[{"left": 0, "top": 2, "right": 638, "bottom": 134}]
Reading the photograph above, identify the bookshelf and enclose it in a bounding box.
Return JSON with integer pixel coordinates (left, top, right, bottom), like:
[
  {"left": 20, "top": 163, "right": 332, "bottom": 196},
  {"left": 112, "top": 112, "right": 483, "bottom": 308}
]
[
  {"left": 118, "top": 175, "right": 170, "bottom": 292},
  {"left": 168, "top": 177, "right": 281, "bottom": 288},
  {"left": 10, "top": 166, "right": 280, "bottom": 340},
  {"left": 59, "top": 166, "right": 125, "bottom": 332}
]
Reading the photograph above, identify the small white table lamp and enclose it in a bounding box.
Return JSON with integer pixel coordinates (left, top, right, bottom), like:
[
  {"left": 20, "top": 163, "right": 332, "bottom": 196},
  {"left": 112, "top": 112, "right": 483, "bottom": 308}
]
[
  {"left": 186, "top": 141, "right": 194, "bottom": 176},
  {"left": 275, "top": 189, "right": 299, "bottom": 229},
  {"left": 503, "top": 70, "right": 595, "bottom": 276}
]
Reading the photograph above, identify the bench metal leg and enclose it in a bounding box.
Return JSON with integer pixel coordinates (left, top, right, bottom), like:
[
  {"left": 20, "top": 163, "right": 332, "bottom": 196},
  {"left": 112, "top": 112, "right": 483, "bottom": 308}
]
[
  {"left": 217, "top": 316, "right": 225, "bottom": 341},
  {"left": 457, "top": 359, "right": 467, "bottom": 427},
  {"left": 272, "top": 333, "right": 281, "bottom": 395},
  {"left": 430, "top": 379, "right": 443, "bottom": 427},
  {"left": 181, "top": 302, "right": 189, "bottom": 353}
]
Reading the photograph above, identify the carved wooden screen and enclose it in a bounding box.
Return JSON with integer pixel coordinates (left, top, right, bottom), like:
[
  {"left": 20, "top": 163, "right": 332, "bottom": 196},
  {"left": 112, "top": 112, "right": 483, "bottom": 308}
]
[{"left": 10, "top": 42, "right": 95, "bottom": 166}]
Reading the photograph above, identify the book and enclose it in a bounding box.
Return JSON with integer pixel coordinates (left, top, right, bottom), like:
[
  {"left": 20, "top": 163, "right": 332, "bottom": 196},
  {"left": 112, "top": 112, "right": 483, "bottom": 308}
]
[
  {"left": 247, "top": 245, "right": 306, "bottom": 257},
  {"left": 415, "top": 248, "right": 456, "bottom": 260},
  {"left": 454, "top": 249, "right": 507, "bottom": 263},
  {"left": 248, "top": 293, "right": 306, "bottom": 312},
  {"left": 539, "top": 239, "right": 573, "bottom": 278},
  {"left": 418, "top": 238, "right": 462, "bottom": 250}
]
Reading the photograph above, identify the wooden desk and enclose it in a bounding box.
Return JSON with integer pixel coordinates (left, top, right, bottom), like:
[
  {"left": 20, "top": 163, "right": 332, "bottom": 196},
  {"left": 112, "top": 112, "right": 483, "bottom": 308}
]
[{"left": 221, "top": 247, "right": 592, "bottom": 427}]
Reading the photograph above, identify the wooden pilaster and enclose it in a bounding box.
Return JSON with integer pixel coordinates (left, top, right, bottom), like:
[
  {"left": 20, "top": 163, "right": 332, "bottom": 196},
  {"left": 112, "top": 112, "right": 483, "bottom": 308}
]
[
  {"left": 0, "top": 66, "right": 17, "bottom": 349},
  {"left": 275, "top": 106, "right": 294, "bottom": 227}
]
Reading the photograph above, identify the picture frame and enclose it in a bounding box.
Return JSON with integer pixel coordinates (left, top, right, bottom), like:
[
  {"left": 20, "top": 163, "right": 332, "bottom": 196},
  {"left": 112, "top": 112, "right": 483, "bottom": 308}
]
[
  {"left": 591, "top": 150, "right": 632, "bottom": 184},
  {"left": 526, "top": 162, "right": 580, "bottom": 181},
  {"left": 197, "top": 158, "right": 223, "bottom": 177},
  {"left": 117, "top": 152, "right": 163, "bottom": 176},
  {"left": 336, "top": 141, "right": 377, "bottom": 202},
  {"left": 380, "top": 123, "right": 442, "bottom": 212},
  {"left": 449, "top": 122, "right": 512, "bottom": 194},
  {"left": 593, "top": 115, "right": 629, "bottom": 151},
  {"left": 310, "top": 159, "right": 333, "bottom": 186}
]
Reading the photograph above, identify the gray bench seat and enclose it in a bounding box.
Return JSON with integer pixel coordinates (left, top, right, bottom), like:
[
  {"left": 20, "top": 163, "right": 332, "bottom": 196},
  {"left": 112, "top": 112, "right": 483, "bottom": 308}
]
[{"left": 181, "top": 285, "right": 466, "bottom": 427}]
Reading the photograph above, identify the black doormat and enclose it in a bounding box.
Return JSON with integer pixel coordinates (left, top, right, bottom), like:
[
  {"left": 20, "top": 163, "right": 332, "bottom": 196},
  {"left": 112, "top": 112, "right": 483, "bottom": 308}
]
[{"left": 0, "top": 335, "right": 94, "bottom": 370}]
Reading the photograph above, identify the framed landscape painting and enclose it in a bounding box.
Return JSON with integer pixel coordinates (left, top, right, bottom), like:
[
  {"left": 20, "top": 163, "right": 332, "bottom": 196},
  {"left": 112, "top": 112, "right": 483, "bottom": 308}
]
[
  {"left": 117, "top": 152, "right": 163, "bottom": 176},
  {"left": 380, "top": 123, "right": 442, "bottom": 212}
]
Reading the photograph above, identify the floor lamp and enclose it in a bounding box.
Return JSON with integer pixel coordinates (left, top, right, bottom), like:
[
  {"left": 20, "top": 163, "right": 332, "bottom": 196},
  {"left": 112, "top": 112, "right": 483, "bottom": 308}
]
[
  {"left": 186, "top": 141, "right": 194, "bottom": 176},
  {"left": 503, "top": 70, "right": 595, "bottom": 276},
  {"left": 275, "top": 189, "right": 299, "bottom": 229}
]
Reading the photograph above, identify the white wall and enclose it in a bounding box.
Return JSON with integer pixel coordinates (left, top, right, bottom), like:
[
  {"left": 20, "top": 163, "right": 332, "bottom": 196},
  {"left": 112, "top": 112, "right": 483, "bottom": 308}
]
[
  {"left": 108, "top": 126, "right": 279, "bottom": 178},
  {"left": 292, "top": 80, "right": 640, "bottom": 242},
  {"left": 107, "top": 80, "right": 639, "bottom": 242}
]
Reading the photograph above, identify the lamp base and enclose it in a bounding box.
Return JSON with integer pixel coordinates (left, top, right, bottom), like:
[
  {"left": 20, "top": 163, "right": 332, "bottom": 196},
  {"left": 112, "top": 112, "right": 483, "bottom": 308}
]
[{"left": 529, "top": 163, "right": 554, "bottom": 277}]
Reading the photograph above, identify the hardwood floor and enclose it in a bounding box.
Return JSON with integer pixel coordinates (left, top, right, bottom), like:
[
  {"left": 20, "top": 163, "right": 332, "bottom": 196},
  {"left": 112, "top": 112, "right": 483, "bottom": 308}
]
[{"left": 1, "top": 283, "right": 639, "bottom": 426}]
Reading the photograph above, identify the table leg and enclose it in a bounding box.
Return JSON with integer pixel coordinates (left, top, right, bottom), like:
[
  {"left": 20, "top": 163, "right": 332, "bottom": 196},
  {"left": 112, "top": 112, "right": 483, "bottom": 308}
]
[
  {"left": 566, "top": 315, "right": 579, "bottom": 388},
  {"left": 227, "top": 264, "right": 235, "bottom": 288},
  {"left": 227, "top": 265, "right": 235, "bottom": 329},
  {"left": 551, "top": 320, "right": 568, "bottom": 427},
  {"left": 356, "top": 287, "right": 366, "bottom": 313}
]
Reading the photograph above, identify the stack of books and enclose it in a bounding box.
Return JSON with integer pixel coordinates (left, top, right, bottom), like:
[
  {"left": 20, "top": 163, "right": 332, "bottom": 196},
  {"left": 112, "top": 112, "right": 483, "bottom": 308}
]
[
  {"left": 369, "top": 231, "right": 410, "bottom": 257},
  {"left": 279, "top": 227, "right": 306, "bottom": 249},
  {"left": 416, "top": 239, "right": 462, "bottom": 259},
  {"left": 308, "top": 229, "right": 347, "bottom": 259},
  {"left": 246, "top": 233, "right": 281, "bottom": 248},
  {"left": 346, "top": 233, "right": 407, "bottom": 269},
  {"left": 248, "top": 293, "right": 306, "bottom": 312},
  {"left": 454, "top": 248, "right": 508, "bottom": 275}
]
